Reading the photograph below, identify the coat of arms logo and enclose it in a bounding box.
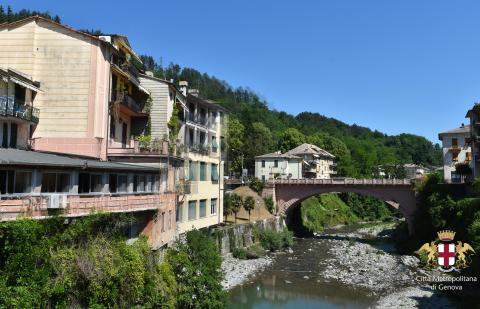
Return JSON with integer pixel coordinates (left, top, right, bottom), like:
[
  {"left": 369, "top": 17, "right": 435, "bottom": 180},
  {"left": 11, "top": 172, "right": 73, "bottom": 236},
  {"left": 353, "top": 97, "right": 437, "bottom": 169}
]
[{"left": 417, "top": 230, "right": 475, "bottom": 272}]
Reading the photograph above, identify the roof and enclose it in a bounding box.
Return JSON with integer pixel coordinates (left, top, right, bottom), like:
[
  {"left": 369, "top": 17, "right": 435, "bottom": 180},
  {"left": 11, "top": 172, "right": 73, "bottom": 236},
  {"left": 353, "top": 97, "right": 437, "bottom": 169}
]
[
  {"left": 284, "top": 143, "right": 335, "bottom": 158},
  {"left": 466, "top": 103, "right": 480, "bottom": 118},
  {"left": 187, "top": 93, "right": 229, "bottom": 113},
  {"left": 0, "top": 149, "right": 159, "bottom": 172},
  {"left": 438, "top": 125, "right": 470, "bottom": 140},
  {"left": 255, "top": 151, "right": 301, "bottom": 160},
  {"left": 0, "top": 16, "right": 108, "bottom": 45},
  {"left": 0, "top": 67, "right": 43, "bottom": 93}
]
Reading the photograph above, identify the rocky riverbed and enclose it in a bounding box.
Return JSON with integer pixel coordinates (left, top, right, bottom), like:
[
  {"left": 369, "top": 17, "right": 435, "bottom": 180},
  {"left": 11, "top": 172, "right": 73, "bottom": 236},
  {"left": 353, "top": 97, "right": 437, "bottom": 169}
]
[
  {"left": 319, "top": 223, "right": 454, "bottom": 308},
  {"left": 221, "top": 254, "right": 274, "bottom": 290}
]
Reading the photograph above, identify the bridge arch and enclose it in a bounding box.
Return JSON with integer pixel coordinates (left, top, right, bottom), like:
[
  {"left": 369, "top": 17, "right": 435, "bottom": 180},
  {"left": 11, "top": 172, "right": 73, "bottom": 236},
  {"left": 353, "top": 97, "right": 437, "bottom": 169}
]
[{"left": 262, "top": 179, "right": 417, "bottom": 235}]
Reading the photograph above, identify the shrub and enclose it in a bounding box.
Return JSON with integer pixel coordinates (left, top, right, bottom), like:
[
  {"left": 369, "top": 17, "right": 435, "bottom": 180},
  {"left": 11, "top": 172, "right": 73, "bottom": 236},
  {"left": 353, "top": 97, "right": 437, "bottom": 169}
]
[
  {"left": 233, "top": 247, "right": 248, "bottom": 259},
  {"left": 248, "top": 177, "right": 264, "bottom": 194},
  {"left": 258, "top": 229, "right": 293, "bottom": 251},
  {"left": 166, "top": 230, "right": 227, "bottom": 308},
  {"left": 264, "top": 197, "right": 275, "bottom": 214}
]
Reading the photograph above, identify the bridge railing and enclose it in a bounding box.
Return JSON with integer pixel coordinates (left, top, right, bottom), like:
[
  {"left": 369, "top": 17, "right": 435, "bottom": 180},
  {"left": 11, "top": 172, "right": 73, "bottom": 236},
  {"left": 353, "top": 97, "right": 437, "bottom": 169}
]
[{"left": 268, "top": 178, "right": 412, "bottom": 186}]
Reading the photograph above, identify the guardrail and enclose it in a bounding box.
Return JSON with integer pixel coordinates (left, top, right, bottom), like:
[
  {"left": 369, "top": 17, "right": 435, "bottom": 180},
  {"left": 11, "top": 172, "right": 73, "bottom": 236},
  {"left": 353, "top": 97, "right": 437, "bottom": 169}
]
[
  {"left": 0, "top": 192, "right": 176, "bottom": 221},
  {"left": 269, "top": 178, "right": 412, "bottom": 185},
  {"left": 0, "top": 96, "right": 40, "bottom": 124}
]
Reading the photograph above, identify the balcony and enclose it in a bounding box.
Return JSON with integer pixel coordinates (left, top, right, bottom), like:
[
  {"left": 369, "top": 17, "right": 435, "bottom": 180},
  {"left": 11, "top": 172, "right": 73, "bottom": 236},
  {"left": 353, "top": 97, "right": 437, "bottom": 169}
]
[
  {"left": 111, "top": 91, "right": 144, "bottom": 114},
  {"left": 0, "top": 192, "right": 175, "bottom": 221},
  {"left": 0, "top": 96, "right": 39, "bottom": 124},
  {"left": 186, "top": 113, "right": 217, "bottom": 130},
  {"left": 108, "top": 138, "right": 169, "bottom": 157}
]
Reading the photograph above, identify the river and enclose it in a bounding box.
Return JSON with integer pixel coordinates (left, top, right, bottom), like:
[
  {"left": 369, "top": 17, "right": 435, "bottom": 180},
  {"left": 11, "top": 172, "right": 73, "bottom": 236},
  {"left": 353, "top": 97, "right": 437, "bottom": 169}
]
[{"left": 227, "top": 223, "right": 458, "bottom": 309}]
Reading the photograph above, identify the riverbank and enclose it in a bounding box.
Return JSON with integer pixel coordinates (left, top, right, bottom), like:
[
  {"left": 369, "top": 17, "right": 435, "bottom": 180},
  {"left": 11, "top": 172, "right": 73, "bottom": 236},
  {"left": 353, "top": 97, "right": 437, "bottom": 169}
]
[
  {"left": 222, "top": 253, "right": 274, "bottom": 290},
  {"left": 319, "top": 222, "right": 454, "bottom": 308}
]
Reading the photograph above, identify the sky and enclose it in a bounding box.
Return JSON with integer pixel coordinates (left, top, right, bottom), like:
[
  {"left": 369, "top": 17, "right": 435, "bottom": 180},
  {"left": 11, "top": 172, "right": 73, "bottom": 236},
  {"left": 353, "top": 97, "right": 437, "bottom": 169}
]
[{"left": 5, "top": 0, "right": 480, "bottom": 142}]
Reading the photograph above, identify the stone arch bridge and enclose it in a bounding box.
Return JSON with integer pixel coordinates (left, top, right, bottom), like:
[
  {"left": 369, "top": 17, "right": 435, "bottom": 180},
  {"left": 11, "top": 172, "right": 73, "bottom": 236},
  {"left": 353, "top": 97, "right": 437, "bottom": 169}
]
[{"left": 262, "top": 178, "right": 416, "bottom": 234}]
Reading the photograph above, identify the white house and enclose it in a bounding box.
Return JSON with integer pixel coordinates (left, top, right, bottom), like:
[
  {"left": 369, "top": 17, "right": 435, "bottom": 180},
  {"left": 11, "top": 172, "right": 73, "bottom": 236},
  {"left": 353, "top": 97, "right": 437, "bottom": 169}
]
[
  {"left": 254, "top": 143, "right": 336, "bottom": 181},
  {"left": 438, "top": 124, "right": 472, "bottom": 183},
  {"left": 284, "top": 143, "right": 336, "bottom": 179},
  {"left": 254, "top": 151, "right": 302, "bottom": 182}
]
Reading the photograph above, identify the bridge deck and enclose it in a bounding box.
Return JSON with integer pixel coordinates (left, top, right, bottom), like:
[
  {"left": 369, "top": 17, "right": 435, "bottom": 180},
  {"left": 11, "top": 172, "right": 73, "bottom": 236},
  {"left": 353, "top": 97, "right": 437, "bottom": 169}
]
[{"left": 268, "top": 178, "right": 412, "bottom": 186}]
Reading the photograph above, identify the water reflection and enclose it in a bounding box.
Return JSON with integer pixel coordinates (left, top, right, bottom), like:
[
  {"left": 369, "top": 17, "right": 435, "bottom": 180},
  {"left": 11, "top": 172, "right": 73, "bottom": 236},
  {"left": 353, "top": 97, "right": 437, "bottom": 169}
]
[{"left": 228, "top": 238, "right": 375, "bottom": 309}]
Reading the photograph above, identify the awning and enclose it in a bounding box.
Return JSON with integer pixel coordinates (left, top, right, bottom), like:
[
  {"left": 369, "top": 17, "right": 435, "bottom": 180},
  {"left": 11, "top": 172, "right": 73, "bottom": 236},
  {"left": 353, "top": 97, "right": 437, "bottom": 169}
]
[{"left": 10, "top": 76, "right": 44, "bottom": 93}]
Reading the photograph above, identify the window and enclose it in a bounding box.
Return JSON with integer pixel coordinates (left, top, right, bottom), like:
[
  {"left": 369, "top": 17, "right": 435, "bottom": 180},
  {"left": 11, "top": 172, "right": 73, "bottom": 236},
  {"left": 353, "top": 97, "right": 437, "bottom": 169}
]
[
  {"left": 176, "top": 203, "right": 183, "bottom": 222},
  {"left": 90, "top": 174, "right": 103, "bottom": 192},
  {"left": 200, "top": 162, "right": 207, "bottom": 181},
  {"left": 9, "top": 123, "right": 17, "bottom": 148},
  {"left": 78, "top": 173, "right": 90, "bottom": 193},
  {"left": 189, "top": 161, "right": 196, "bottom": 180},
  {"left": 168, "top": 209, "right": 172, "bottom": 230},
  {"left": 274, "top": 160, "right": 278, "bottom": 167},
  {"left": 145, "top": 175, "right": 152, "bottom": 192},
  {"left": 42, "top": 172, "right": 70, "bottom": 193},
  {"left": 211, "top": 136, "right": 218, "bottom": 152},
  {"left": 210, "top": 198, "right": 217, "bottom": 215},
  {"left": 110, "top": 115, "right": 115, "bottom": 138},
  {"left": 109, "top": 174, "right": 118, "bottom": 193},
  {"left": 137, "top": 175, "right": 145, "bottom": 192},
  {"left": 14, "top": 171, "right": 32, "bottom": 193},
  {"left": 452, "top": 151, "right": 459, "bottom": 162},
  {"left": 133, "top": 175, "right": 138, "bottom": 192},
  {"left": 0, "top": 170, "right": 19, "bottom": 194},
  {"left": 153, "top": 174, "right": 160, "bottom": 192},
  {"left": 262, "top": 175, "right": 266, "bottom": 183},
  {"left": 452, "top": 138, "right": 458, "bottom": 147},
  {"left": 161, "top": 211, "right": 165, "bottom": 232},
  {"left": 261, "top": 160, "right": 265, "bottom": 168},
  {"left": 199, "top": 199, "right": 207, "bottom": 218},
  {"left": 188, "top": 200, "right": 197, "bottom": 221},
  {"left": 211, "top": 164, "right": 219, "bottom": 182},
  {"left": 118, "top": 175, "right": 128, "bottom": 192},
  {"left": 2, "top": 123, "right": 8, "bottom": 148}
]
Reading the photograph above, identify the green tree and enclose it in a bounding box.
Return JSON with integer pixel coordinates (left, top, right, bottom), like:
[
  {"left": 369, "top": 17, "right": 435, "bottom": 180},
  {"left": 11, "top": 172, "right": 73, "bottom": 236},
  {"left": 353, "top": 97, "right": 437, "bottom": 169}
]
[
  {"left": 278, "top": 128, "right": 306, "bottom": 153},
  {"left": 227, "top": 117, "right": 245, "bottom": 175},
  {"left": 166, "top": 230, "right": 227, "bottom": 308},
  {"left": 243, "top": 196, "right": 255, "bottom": 222},
  {"left": 230, "top": 193, "right": 243, "bottom": 224},
  {"left": 248, "top": 177, "right": 264, "bottom": 194},
  {"left": 223, "top": 194, "right": 232, "bottom": 222}
]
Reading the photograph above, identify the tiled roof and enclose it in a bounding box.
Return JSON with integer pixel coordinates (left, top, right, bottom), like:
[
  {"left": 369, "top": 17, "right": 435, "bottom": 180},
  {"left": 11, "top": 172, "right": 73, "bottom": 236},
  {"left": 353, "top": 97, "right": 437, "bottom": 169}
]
[{"left": 284, "top": 143, "right": 335, "bottom": 158}]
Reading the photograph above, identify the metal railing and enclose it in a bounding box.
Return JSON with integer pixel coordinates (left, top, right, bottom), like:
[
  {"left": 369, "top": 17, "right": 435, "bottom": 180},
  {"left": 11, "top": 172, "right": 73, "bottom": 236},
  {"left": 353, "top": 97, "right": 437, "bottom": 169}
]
[
  {"left": 0, "top": 96, "right": 40, "bottom": 124},
  {"left": 111, "top": 91, "right": 143, "bottom": 113},
  {"left": 270, "top": 178, "right": 412, "bottom": 185}
]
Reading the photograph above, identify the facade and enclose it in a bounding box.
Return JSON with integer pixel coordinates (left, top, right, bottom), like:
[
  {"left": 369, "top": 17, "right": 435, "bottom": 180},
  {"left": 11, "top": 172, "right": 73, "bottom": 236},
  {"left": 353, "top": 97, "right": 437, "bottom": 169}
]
[
  {"left": 466, "top": 104, "right": 480, "bottom": 179},
  {"left": 403, "top": 164, "right": 429, "bottom": 180},
  {"left": 180, "top": 89, "right": 227, "bottom": 232},
  {"left": 255, "top": 151, "right": 302, "bottom": 181},
  {"left": 138, "top": 76, "right": 227, "bottom": 233},
  {"left": 0, "top": 17, "right": 178, "bottom": 248},
  {"left": 255, "top": 143, "right": 335, "bottom": 181},
  {"left": 0, "top": 16, "right": 112, "bottom": 159},
  {"left": 438, "top": 124, "right": 472, "bottom": 183},
  {"left": 285, "top": 143, "right": 336, "bottom": 179}
]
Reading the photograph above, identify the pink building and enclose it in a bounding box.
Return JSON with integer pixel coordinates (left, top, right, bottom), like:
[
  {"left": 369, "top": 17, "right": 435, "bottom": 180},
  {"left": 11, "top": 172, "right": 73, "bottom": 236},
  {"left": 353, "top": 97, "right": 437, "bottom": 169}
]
[{"left": 0, "top": 17, "right": 179, "bottom": 248}]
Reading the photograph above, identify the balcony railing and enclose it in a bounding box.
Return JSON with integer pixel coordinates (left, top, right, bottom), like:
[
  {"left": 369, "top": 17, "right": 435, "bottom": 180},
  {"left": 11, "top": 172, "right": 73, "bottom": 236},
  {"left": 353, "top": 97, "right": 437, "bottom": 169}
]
[
  {"left": 0, "top": 96, "right": 39, "bottom": 124},
  {"left": 186, "top": 113, "right": 218, "bottom": 130},
  {"left": 111, "top": 91, "right": 143, "bottom": 114}
]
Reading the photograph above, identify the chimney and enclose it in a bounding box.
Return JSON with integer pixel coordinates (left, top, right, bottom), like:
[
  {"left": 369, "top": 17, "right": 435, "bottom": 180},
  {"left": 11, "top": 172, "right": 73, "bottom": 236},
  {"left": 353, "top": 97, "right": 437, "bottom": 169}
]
[
  {"left": 179, "top": 81, "right": 188, "bottom": 96},
  {"left": 145, "top": 71, "right": 154, "bottom": 77}
]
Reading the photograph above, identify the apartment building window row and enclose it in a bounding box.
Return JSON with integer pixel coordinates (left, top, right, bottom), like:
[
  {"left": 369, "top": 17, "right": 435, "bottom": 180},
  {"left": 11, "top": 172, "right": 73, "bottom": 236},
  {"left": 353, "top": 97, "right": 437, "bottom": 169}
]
[
  {"left": 210, "top": 198, "right": 217, "bottom": 215},
  {"left": 188, "top": 161, "right": 220, "bottom": 183},
  {"left": 0, "top": 170, "right": 31, "bottom": 194},
  {"left": 184, "top": 198, "right": 219, "bottom": 222},
  {"left": 0, "top": 169, "right": 161, "bottom": 195}
]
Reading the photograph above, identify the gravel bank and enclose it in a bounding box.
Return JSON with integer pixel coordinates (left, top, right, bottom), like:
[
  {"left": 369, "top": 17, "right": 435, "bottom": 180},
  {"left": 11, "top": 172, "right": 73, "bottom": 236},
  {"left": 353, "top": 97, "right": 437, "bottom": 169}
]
[
  {"left": 318, "top": 227, "right": 454, "bottom": 308},
  {"left": 221, "top": 254, "right": 273, "bottom": 290}
]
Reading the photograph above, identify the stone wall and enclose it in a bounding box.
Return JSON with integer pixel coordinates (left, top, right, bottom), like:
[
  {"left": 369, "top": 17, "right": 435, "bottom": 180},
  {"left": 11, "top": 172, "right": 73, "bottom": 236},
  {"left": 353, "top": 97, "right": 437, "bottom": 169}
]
[{"left": 210, "top": 216, "right": 285, "bottom": 255}]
